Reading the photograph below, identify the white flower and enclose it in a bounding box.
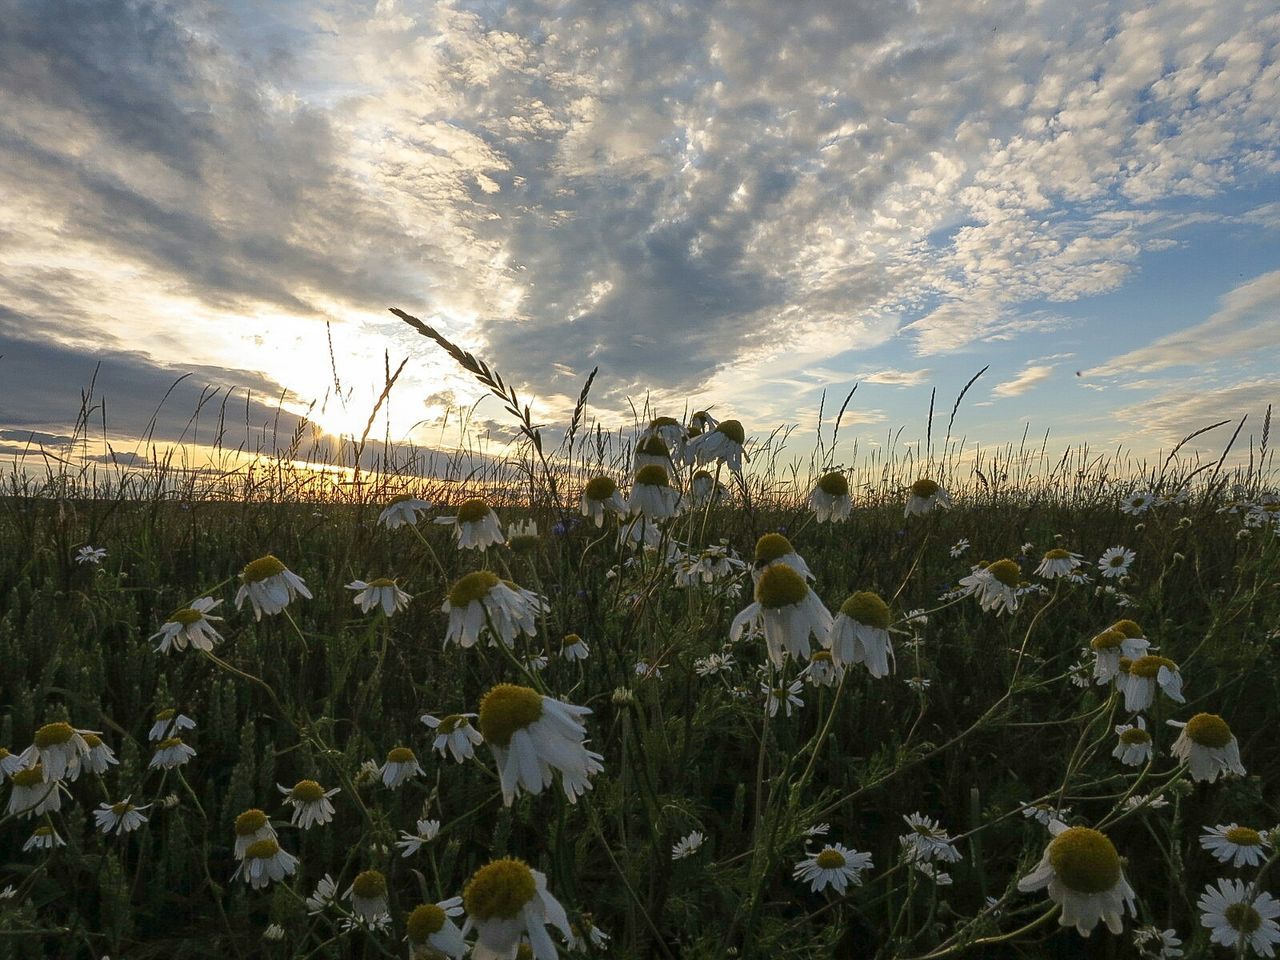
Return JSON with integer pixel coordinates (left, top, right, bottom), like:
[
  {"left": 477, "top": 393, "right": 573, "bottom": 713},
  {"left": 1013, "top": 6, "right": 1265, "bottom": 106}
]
[
  {"left": 396, "top": 819, "right": 441, "bottom": 857},
  {"left": 763, "top": 679, "right": 805, "bottom": 718},
  {"left": 422, "top": 713, "right": 484, "bottom": 762},
  {"left": 1121, "top": 491, "right": 1154, "bottom": 515},
  {"left": 1201, "top": 824, "right": 1270, "bottom": 868},
  {"left": 628, "top": 465, "right": 683, "bottom": 520},
  {"left": 690, "top": 469, "right": 728, "bottom": 505},
  {"left": 378, "top": 494, "right": 432, "bottom": 529},
  {"left": 906, "top": 676, "right": 931, "bottom": 693},
  {"left": 1132, "top": 925, "right": 1184, "bottom": 959},
  {"left": 731, "top": 564, "right": 832, "bottom": 670},
  {"left": 94, "top": 797, "right": 151, "bottom": 835},
  {"left": 434, "top": 498, "right": 505, "bottom": 550},
  {"left": 379, "top": 747, "right": 424, "bottom": 789},
  {"left": 23, "top": 825, "right": 65, "bottom": 851},
  {"left": 75, "top": 546, "right": 107, "bottom": 565},
  {"left": 803, "top": 650, "right": 843, "bottom": 687},
  {"left": 278, "top": 779, "right": 339, "bottom": 829},
  {"left": 479, "top": 685, "right": 604, "bottom": 806},
  {"left": 0, "top": 747, "right": 25, "bottom": 779},
  {"left": 751, "top": 533, "right": 814, "bottom": 583},
  {"left": 580, "top": 476, "right": 628, "bottom": 526},
  {"left": 1112, "top": 716, "right": 1153, "bottom": 767},
  {"left": 635, "top": 431, "right": 677, "bottom": 471},
  {"left": 462, "top": 859, "right": 573, "bottom": 960},
  {"left": 151, "top": 598, "right": 224, "bottom": 653},
  {"left": 148, "top": 737, "right": 196, "bottom": 770},
  {"left": 406, "top": 898, "right": 467, "bottom": 958},
  {"left": 1017, "top": 823, "right": 1136, "bottom": 936},
  {"left": 345, "top": 578, "right": 412, "bottom": 615},
  {"left": 905, "top": 478, "right": 951, "bottom": 517},
  {"left": 806, "top": 823, "right": 831, "bottom": 837},
  {"left": 570, "top": 915, "right": 611, "bottom": 951},
  {"left": 810, "top": 472, "right": 852, "bottom": 522},
  {"left": 695, "top": 652, "right": 736, "bottom": 677},
  {"left": 1124, "top": 792, "right": 1170, "bottom": 813},
  {"left": 949, "top": 538, "right": 970, "bottom": 558},
  {"left": 686, "top": 419, "right": 746, "bottom": 474},
  {"left": 305, "top": 874, "right": 338, "bottom": 914},
  {"left": 957, "top": 560, "right": 1021, "bottom": 615},
  {"left": 7, "top": 766, "right": 66, "bottom": 818},
  {"left": 1168, "top": 714, "right": 1246, "bottom": 783},
  {"left": 443, "top": 572, "right": 546, "bottom": 649},
  {"left": 345, "top": 869, "right": 390, "bottom": 921},
  {"left": 1098, "top": 546, "right": 1136, "bottom": 580},
  {"left": 672, "top": 831, "right": 705, "bottom": 860},
  {"left": 232, "top": 809, "right": 277, "bottom": 859},
  {"left": 899, "top": 813, "right": 962, "bottom": 864},
  {"left": 1090, "top": 621, "right": 1150, "bottom": 684},
  {"left": 233, "top": 838, "right": 298, "bottom": 889},
  {"left": 793, "top": 843, "right": 873, "bottom": 894},
  {"left": 1035, "top": 549, "right": 1082, "bottom": 579},
  {"left": 1021, "top": 802, "right": 1071, "bottom": 828},
  {"left": 827, "top": 591, "right": 894, "bottom": 678},
  {"left": 26, "top": 722, "right": 92, "bottom": 782},
  {"left": 148, "top": 709, "right": 196, "bottom": 742},
  {"left": 263, "top": 923, "right": 286, "bottom": 943},
  {"left": 561, "top": 633, "right": 590, "bottom": 661},
  {"left": 235, "top": 555, "right": 312, "bottom": 620},
  {"left": 1118, "top": 655, "right": 1184, "bottom": 712},
  {"left": 1199, "top": 878, "right": 1280, "bottom": 956},
  {"left": 913, "top": 861, "right": 953, "bottom": 885}
]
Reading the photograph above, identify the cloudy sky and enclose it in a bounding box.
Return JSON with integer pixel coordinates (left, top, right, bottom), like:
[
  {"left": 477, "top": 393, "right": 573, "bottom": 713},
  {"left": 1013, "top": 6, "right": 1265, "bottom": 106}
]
[{"left": 1, "top": 0, "right": 1277, "bottom": 467}]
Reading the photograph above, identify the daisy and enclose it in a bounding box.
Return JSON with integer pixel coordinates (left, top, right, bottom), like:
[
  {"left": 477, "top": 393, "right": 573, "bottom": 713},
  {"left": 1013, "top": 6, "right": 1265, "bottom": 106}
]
[
  {"left": 150, "top": 598, "right": 224, "bottom": 653},
  {"left": 689, "top": 410, "right": 718, "bottom": 434},
  {"left": 949, "top": 539, "right": 970, "bottom": 558},
  {"left": 149, "top": 736, "right": 196, "bottom": 770},
  {"left": 827, "top": 591, "right": 894, "bottom": 678},
  {"left": 26, "top": 722, "right": 92, "bottom": 782},
  {"left": 235, "top": 555, "right": 312, "bottom": 620},
  {"left": 233, "top": 809, "right": 277, "bottom": 859},
  {"left": 751, "top": 533, "right": 814, "bottom": 582},
  {"left": 94, "top": 797, "right": 150, "bottom": 835},
  {"left": 1090, "top": 625, "right": 1150, "bottom": 684},
  {"left": 378, "top": 494, "right": 432, "bottom": 529},
  {"left": 900, "top": 813, "right": 963, "bottom": 864},
  {"left": 686, "top": 419, "right": 746, "bottom": 474},
  {"left": 23, "top": 825, "right": 65, "bottom": 852},
  {"left": 149, "top": 709, "right": 196, "bottom": 742},
  {"left": 478, "top": 684, "right": 604, "bottom": 806},
  {"left": 1132, "top": 926, "right": 1184, "bottom": 959},
  {"left": 1119, "top": 656, "right": 1185, "bottom": 712},
  {"left": 958, "top": 559, "right": 1022, "bottom": 615},
  {"left": 379, "top": 746, "right": 424, "bottom": 789},
  {"left": 1098, "top": 546, "right": 1136, "bottom": 580},
  {"left": 803, "top": 650, "right": 843, "bottom": 687},
  {"left": 1201, "top": 824, "right": 1270, "bottom": 867},
  {"left": 507, "top": 519, "right": 541, "bottom": 553},
  {"left": 1036, "top": 549, "right": 1082, "bottom": 579},
  {"left": 234, "top": 838, "right": 298, "bottom": 889},
  {"left": 1121, "top": 491, "right": 1155, "bottom": 516},
  {"left": 695, "top": 652, "right": 736, "bottom": 677},
  {"left": 0, "top": 747, "right": 24, "bottom": 779},
  {"left": 1168, "top": 713, "right": 1246, "bottom": 783},
  {"left": 305, "top": 874, "right": 338, "bottom": 914},
  {"left": 570, "top": 916, "right": 610, "bottom": 951},
  {"left": 75, "top": 546, "right": 107, "bottom": 565},
  {"left": 406, "top": 899, "right": 467, "bottom": 959},
  {"left": 1021, "top": 802, "right": 1071, "bottom": 828},
  {"left": 580, "top": 476, "right": 627, "bottom": 527},
  {"left": 278, "top": 779, "right": 339, "bottom": 829},
  {"left": 793, "top": 843, "right": 873, "bottom": 894},
  {"left": 434, "top": 497, "right": 506, "bottom": 550},
  {"left": 1017, "top": 823, "right": 1136, "bottom": 936},
  {"left": 1112, "top": 717, "right": 1153, "bottom": 767},
  {"left": 421, "top": 713, "right": 484, "bottom": 763},
  {"left": 345, "top": 869, "right": 390, "bottom": 921},
  {"left": 904, "top": 478, "right": 951, "bottom": 517},
  {"left": 809, "top": 472, "right": 852, "bottom": 523},
  {"left": 730, "top": 564, "right": 832, "bottom": 669},
  {"left": 634, "top": 433, "right": 676, "bottom": 471},
  {"left": 345, "top": 578, "right": 412, "bottom": 615},
  {"left": 763, "top": 679, "right": 805, "bottom": 718},
  {"left": 643, "top": 415, "right": 686, "bottom": 452},
  {"left": 396, "top": 818, "right": 441, "bottom": 857},
  {"left": 689, "top": 470, "right": 727, "bottom": 505},
  {"left": 672, "top": 831, "right": 705, "bottom": 860},
  {"left": 1198, "top": 878, "right": 1280, "bottom": 956},
  {"left": 463, "top": 858, "right": 572, "bottom": 960},
  {"left": 443, "top": 571, "right": 546, "bottom": 649},
  {"left": 561, "top": 633, "right": 590, "bottom": 661},
  {"left": 628, "top": 465, "right": 682, "bottom": 520},
  {"left": 7, "top": 765, "right": 65, "bottom": 817},
  {"left": 264, "top": 924, "right": 285, "bottom": 942}
]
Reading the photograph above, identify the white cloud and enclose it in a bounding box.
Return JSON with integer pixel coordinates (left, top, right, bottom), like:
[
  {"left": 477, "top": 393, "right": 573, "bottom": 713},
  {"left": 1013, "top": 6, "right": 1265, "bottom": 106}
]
[{"left": 993, "top": 363, "right": 1056, "bottom": 398}]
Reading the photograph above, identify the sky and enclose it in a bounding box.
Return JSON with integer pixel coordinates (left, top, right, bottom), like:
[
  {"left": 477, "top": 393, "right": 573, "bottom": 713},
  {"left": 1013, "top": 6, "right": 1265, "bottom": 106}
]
[{"left": 0, "top": 0, "right": 1277, "bottom": 471}]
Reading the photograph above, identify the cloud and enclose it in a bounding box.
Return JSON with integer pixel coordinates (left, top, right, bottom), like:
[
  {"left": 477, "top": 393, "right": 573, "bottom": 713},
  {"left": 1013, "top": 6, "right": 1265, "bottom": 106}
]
[
  {"left": 1110, "top": 377, "right": 1276, "bottom": 453},
  {"left": 993, "top": 363, "right": 1056, "bottom": 398}
]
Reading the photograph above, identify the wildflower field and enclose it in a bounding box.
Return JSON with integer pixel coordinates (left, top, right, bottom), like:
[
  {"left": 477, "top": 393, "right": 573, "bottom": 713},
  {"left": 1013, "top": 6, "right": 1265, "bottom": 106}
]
[{"left": 2, "top": 332, "right": 1278, "bottom": 959}]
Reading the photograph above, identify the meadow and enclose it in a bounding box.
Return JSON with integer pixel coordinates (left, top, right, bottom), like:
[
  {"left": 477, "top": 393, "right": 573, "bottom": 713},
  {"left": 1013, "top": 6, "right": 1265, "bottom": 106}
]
[{"left": 1, "top": 327, "right": 1278, "bottom": 959}]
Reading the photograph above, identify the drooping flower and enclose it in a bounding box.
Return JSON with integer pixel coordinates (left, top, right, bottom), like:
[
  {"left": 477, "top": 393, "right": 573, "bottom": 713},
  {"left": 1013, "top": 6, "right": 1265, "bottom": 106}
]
[
  {"left": 672, "top": 831, "right": 705, "bottom": 860},
  {"left": 396, "top": 818, "right": 441, "bottom": 857},
  {"left": 1119, "top": 656, "right": 1184, "bottom": 712},
  {"left": 346, "top": 869, "right": 390, "bottom": 921},
  {"left": 686, "top": 419, "right": 746, "bottom": 474},
  {"left": 689, "top": 469, "right": 727, "bottom": 505},
  {"left": 279, "top": 779, "right": 339, "bottom": 829},
  {"left": 1168, "top": 713, "right": 1245, "bottom": 783},
  {"left": 94, "top": 797, "right": 151, "bottom": 835},
  {"left": 345, "top": 578, "right": 412, "bottom": 616},
  {"left": 634, "top": 433, "right": 676, "bottom": 471},
  {"left": 233, "top": 809, "right": 277, "bottom": 859},
  {"left": 731, "top": 564, "right": 832, "bottom": 669},
  {"left": 904, "top": 478, "right": 951, "bottom": 517},
  {"left": 7, "top": 765, "right": 65, "bottom": 818},
  {"left": 828, "top": 591, "right": 894, "bottom": 678},
  {"left": 957, "top": 559, "right": 1022, "bottom": 615},
  {"left": 378, "top": 493, "right": 432, "bottom": 529},
  {"left": 579, "top": 476, "right": 627, "bottom": 527},
  {"left": 235, "top": 555, "right": 312, "bottom": 620},
  {"left": 628, "top": 465, "right": 682, "bottom": 520},
  {"left": 561, "top": 633, "right": 590, "bottom": 662},
  {"left": 751, "top": 533, "right": 814, "bottom": 583},
  {"left": 26, "top": 722, "right": 92, "bottom": 782},
  {"left": 793, "top": 843, "right": 874, "bottom": 894},
  {"left": 899, "top": 813, "right": 963, "bottom": 864},
  {"left": 80, "top": 733, "right": 117, "bottom": 775},
  {"left": 379, "top": 746, "right": 424, "bottom": 789},
  {"left": 148, "top": 708, "right": 196, "bottom": 742},
  {"left": 443, "top": 571, "right": 546, "bottom": 648},
  {"left": 1090, "top": 622, "right": 1150, "bottom": 684},
  {"left": 149, "top": 736, "right": 196, "bottom": 770},
  {"left": 434, "top": 498, "right": 506, "bottom": 550},
  {"left": 1112, "top": 716, "right": 1154, "bottom": 767},
  {"left": 151, "top": 598, "right": 224, "bottom": 653},
  {"left": 462, "top": 858, "right": 573, "bottom": 960},
  {"left": 1036, "top": 548, "right": 1083, "bottom": 580},
  {"left": 234, "top": 838, "right": 299, "bottom": 889},
  {"left": 810, "top": 472, "right": 852, "bottom": 523},
  {"left": 23, "top": 824, "right": 65, "bottom": 851},
  {"left": 1198, "top": 878, "right": 1280, "bottom": 956},
  {"left": 405, "top": 899, "right": 467, "bottom": 959},
  {"left": 1017, "top": 823, "right": 1136, "bottom": 937}
]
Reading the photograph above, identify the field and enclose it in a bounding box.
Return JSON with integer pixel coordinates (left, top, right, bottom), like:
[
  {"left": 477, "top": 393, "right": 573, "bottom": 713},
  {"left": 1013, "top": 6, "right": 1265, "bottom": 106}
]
[{"left": 1, "top": 347, "right": 1278, "bottom": 959}]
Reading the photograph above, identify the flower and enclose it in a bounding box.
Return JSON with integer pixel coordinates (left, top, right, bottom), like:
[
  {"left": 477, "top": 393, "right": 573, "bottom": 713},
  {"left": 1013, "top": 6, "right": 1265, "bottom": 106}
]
[
  {"left": 695, "top": 652, "right": 736, "bottom": 677},
  {"left": 949, "top": 538, "right": 970, "bottom": 558},
  {"left": 151, "top": 598, "right": 224, "bottom": 653},
  {"left": 1168, "top": 713, "right": 1246, "bottom": 783},
  {"left": 690, "top": 469, "right": 728, "bottom": 505},
  {"left": 570, "top": 916, "right": 611, "bottom": 951},
  {"left": 379, "top": 746, "right": 424, "bottom": 789},
  {"left": 809, "top": 472, "right": 852, "bottom": 522},
  {"left": 686, "top": 419, "right": 746, "bottom": 474},
  {"left": 233, "top": 808, "right": 277, "bottom": 859},
  {"left": 263, "top": 924, "right": 285, "bottom": 943},
  {"left": 305, "top": 874, "right": 338, "bottom": 914},
  {"left": 1021, "top": 802, "right": 1071, "bottom": 828},
  {"left": 443, "top": 571, "right": 547, "bottom": 649},
  {"left": 396, "top": 818, "right": 441, "bottom": 857},
  {"left": 643, "top": 415, "right": 686, "bottom": 453},
  {"left": 1017, "top": 823, "right": 1136, "bottom": 936},
  {"left": 23, "top": 824, "right": 64, "bottom": 851},
  {"left": 434, "top": 498, "right": 506, "bottom": 550},
  {"left": 478, "top": 684, "right": 603, "bottom": 806},
  {"left": 7, "top": 765, "right": 65, "bottom": 817},
  {"left": 1098, "top": 546, "right": 1136, "bottom": 580},
  {"left": 628, "top": 465, "right": 682, "bottom": 520},
  {"left": 0, "top": 747, "right": 25, "bottom": 779},
  {"left": 672, "top": 831, "right": 705, "bottom": 860},
  {"left": 561, "top": 633, "right": 590, "bottom": 661},
  {"left": 958, "top": 559, "right": 1022, "bottom": 615},
  {"left": 905, "top": 478, "right": 950, "bottom": 517},
  {"left": 1201, "top": 824, "right": 1270, "bottom": 868},
  {"left": 94, "top": 797, "right": 151, "bottom": 835},
  {"left": 422, "top": 713, "right": 484, "bottom": 762},
  {"left": 346, "top": 869, "right": 390, "bottom": 921},
  {"left": 149, "top": 736, "right": 196, "bottom": 770},
  {"left": 76, "top": 546, "right": 107, "bottom": 565},
  {"left": 763, "top": 679, "right": 804, "bottom": 718},
  {"left": 803, "top": 650, "right": 843, "bottom": 687},
  {"left": 1090, "top": 621, "right": 1150, "bottom": 684},
  {"left": 235, "top": 555, "right": 312, "bottom": 620},
  {"left": 793, "top": 843, "right": 873, "bottom": 894},
  {"left": 462, "top": 858, "right": 572, "bottom": 960},
  {"left": 1121, "top": 491, "right": 1155, "bottom": 515},
  {"left": 1119, "top": 656, "right": 1185, "bottom": 712},
  {"left": 26, "top": 722, "right": 92, "bottom": 782},
  {"left": 234, "top": 838, "right": 298, "bottom": 889},
  {"left": 1198, "top": 878, "right": 1280, "bottom": 956},
  {"left": 730, "top": 564, "right": 832, "bottom": 669},
  {"left": 828, "top": 591, "right": 894, "bottom": 678},
  {"left": 580, "top": 476, "right": 627, "bottom": 527},
  {"left": 378, "top": 494, "right": 432, "bottom": 529},
  {"left": 80, "top": 733, "right": 117, "bottom": 775},
  {"left": 279, "top": 779, "right": 339, "bottom": 829},
  {"left": 634, "top": 433, "right": 676, "bottom": 471},
  {"left": 1112, "top": 717, "right": 1154, "bottom": 767},
  {"left": 507, "top": 519, "right": 541, "bottom": 553},
  {"left": 1132, "top": 925, "right": 1184, "bottom": 959},
  {"left": 346, "top": 578, "right": 412, "bottom": 615},
  {"left": 751, "top": 533, "right": 814, "bottom": 582},
  {"left": 406, "top": 899, "right": 467, "bottom": 958},
  {"left": 899, "top": 813, "right": 962, "bottom": 864},
  {"left": 1036, "top": 548, "right": 1082, "bottom": 579},
  {"left": 148, "top": 708, "right": 196, "bottom": 742}
]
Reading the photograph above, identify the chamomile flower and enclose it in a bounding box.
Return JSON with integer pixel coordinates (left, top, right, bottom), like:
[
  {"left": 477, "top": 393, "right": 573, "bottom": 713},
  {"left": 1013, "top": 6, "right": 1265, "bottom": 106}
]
[
  {"left": 264, "top": 924, "right": 285, "bottom": 943},
  {"left": 634, "top": 433, "right": 676, "bottom": 471},
  {"left": 406, "top": 899, "right": 467, "bottom": 959},
  {"left": 1201, "top": 824, "right": 1270, "bottom": 867},
  {"left": 1036, "top": 549, "right": 1083, "bottom": 579},
  {"left": 1090, "top": 622, "right": 1150, "bottom": 684},
  {"left": 378, "top": 494, "right": 432, "bottom": 529},
  {"left": 1132, "top": 925, "right": 1184, "bottom": 959},
  {"left": 305, "top": 874, "right": 338, "bottom": 914},
  {"left": 803, "top": 650, "right": 843, "bottom": 687},
  {"left": 730, "top": 564, "right": 832, "bottom": 669},
  {"left": 900, "top": 814, "right": 962, "bottom": 864},
  {"left": 580, "top": 476, "right": 628, "bottom": 527},
  {"left": 149, "top": 737, "right": 196, "bottom": 770},
  {"left": 234, "top": 838, "right": 298, "bottom": 889},
  {"left": 809, "top": 471, "right": 852, "bottom": 522},
  {"left": 150, "top": 598, "right": 224, "bottom": 653},
  {"left": 507, "top": 519, "right": 541, "bottom": 553},
  {"left": 396, "top": 819, "right": 441, "bottom": 857},
  {"left": 279, "top": 779, "right": 339, "bottom": 829},
  {"left": 76, "top": 545, "right": 107, "bottom": 565},
  {"left": 478, "top": 684, "right": 604, "bottom": 806},
  {"left": 26, "top": 722, "right": 92, "bottom": 782},
  {"left": 1119, "top": 656, "right": 1185, "bottom": 712},
  {"left": 828, "top": 591, "right": 894, "bottom": 678},
  {"left": 346, "top": 869, "right": 390, "bottom": 921},
  {"left": 148, "top": 709, "right": 196, "bottom": 742},
  {"left": 1112, "top": 716, "right": 1154, "bottom": 767},
  {"left": 686, "top": 419, "right": 746, "bottom": 474},
  {"left": 763, "top": 679, "right": 804, "bottom": 718},
  {"left": 421, "top": 713, "right": 484, "bottom": 763},
  {"left": 570, "top": 915, "right": 611, "bottom": 951},
  {"left": 7, "top": 765, "right": 65, "bottom": 817},
  {"left": 1121, "top": 491, "right": 1155, "bottom": 515},
  {"left": 689, "top": 409, "right": 718, "bottom": 434},
  {"left": 461, "top": 858, "right": 572, "bottom": 960},
  {"left": 1022, "top": 802, "right": 1071, "bottom": 828},
  {"left": 905, "top": 478, "right": 951, "bottom": 517},
  {"left": 628, "top": 465, "right": 682, "bottom": 520},
  {"left": 235, "top": 555, "right": 312, "bottom": 620},
  {"left": 443, "top": 571, "right": 546, "bottom": 649},
  {"left": 958, "top": 559, "right": 1022, "bottom": 615},
  {"left": 793, "top": 843, "right": 873, "bottom": 894},
  {"left": 345, "top": 578, "right": 412, "bottom": 615},
  {"left": 1198, "top": 878, "right": 1280, "bottom": 956},
  {"left": 379, "top": 747, "right": 424, "bottom": 789},
  {"left": 1017, "top": 823, "right": 1136, "bottom": 936},
  {"left": 672, "top": 831, "right": 705, "bottom": 860},
  {"left": 23, "top": 824, "right": 64, "bottom": 851},
  {"left": 695, "top": 652, "right": 736, "bottom": 677},
  {"left": 93, "top": 797, "right": 150, "bottom": 835},
  {"left": 644, "top": 415, "right": 687, "bottom": 450},
  {"left": 1168, "top": 714, "right": 1246, "bottom": 783},
  {"left": 233, "top": 809, "right": 277, "bottom": 859},
  {"left": 561, "top": 633, "right": 590, "bottom": 661},
  {"left": 1098, "top": 546, "right": 1136, "bottom": 580},
  {"left": 690, "top": 469, "right": 728, "bottom": 505},
  {"left": 751, "top": 533, "right": 814, "bottom": 582},
  {"left": 949, "top": 538, "right": 971, "bottom": 558},
  {"left": 0, "top": 747, "right": 24, "bottom": 779},
  {"left": 434, "top": 498, "right": 505, "bottom": 550}
]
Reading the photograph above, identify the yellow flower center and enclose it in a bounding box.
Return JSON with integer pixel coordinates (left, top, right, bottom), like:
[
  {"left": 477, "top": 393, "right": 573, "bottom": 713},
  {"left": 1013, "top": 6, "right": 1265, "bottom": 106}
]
[
  {"left": 456, "top": 498, "right": 491, "bottom": 524},
  {"left": 1226, "top": 826, "right": 1262, "bottom": 846},
  {"left": 637, "top": 435, "right": 670, "bottom": 457},
  {"left": 33, "top": 825, "right": 54, "bottom": 838},
  {"left": 366, "top": 577, "right": 397, "bottom": 588},
  {"left": 1128, "top": 655, "right": 1176, "bottom": 679},
  {"left": 1108, "top": 555, "right": 1127, "bottom": 567},
  {"left": 562, "top": 633, "right": 582, "bottom": 647},
  {"left": 816, "top": 472, "right": 849, "bottom": 497},
  {"left": 12, "top": 765, "right": 45, "bottom": 787},
  {"left": 810, "top": 650, "right": 833, "bottom": 663},
  {"left": 463, "top": 858, "right": 537, "bottom": 921},
  {"left": 715, "top": 420, "right": 745, "bottom": 444},
  {"left": 235, "top": 809, "right": 269, "bottom": 836},
  {"left": 352, "top": 869, "right": 387, "bottom": 900},
  {"left": 1185, "top": 713, "right": 1233, "bottom": 749},
  {"left": 839, "top": 591, "right": 890, "bottom": 629},
  {"left": 1043, "top": 548, "right": 1072, "bottom": 560},
  {"left": 1090, "top": 629, "right": 1125, "bottom": 651},
  {"left": 1047, "top": 827, "right": 1121, "bottom": 894},
  {"left": 516, "top": 945, "right": 534, "bottom": 960},
  {"left": 437, "top": 714, "right": 468, "bottom": 734},
  {"left": 815, "top": 849, "right": 846, "bottom": 869},
  {"left": 242, "top": 555, "right": 286, "bottom": 583},
  {"left": 1119, "top": 728, "right": 1151, "bottom": 745},
  {"left": 387, "top": 747, "right": 416, "bottom": 764},
  {"left": 406, "top": 903, "right": 446, "bottom": 940},
  {"left": 692, "top": 469, "right": 714, "bottom": 482},
  {"left": 387, "top": 493, "right": 417, "bottom": 506},
  {"left": 290, "top": 779, "right": 325, "bottom": 803},
  {"left": 34, "top": 722, "right": 74, "bottom": 749},
  {"left": 583, "top": 476, "right": 617, "bottom": 500},
  {"left": 754, "top": 533, "right": 795, "bottom": 564},
  {"left": 911, "top": 478, "right": 940, "bottom": 498},
  {"left": 157, "top": 737, "right": 184, "bottom": 750},
  {"left": 634, "top": 464, "right": 670, "bottom": 487},
  {"left": 448, "top": 571, "right": 500, "bottom": 607},
  {"left": 1226, "top": 902, "right": 1263, "bottom": 934},
  {"left": 986, "top": 559, "right": 1021, "bottom": 588},
  {"left": 171, "top": 607, "right": 204, "bottom": 626},
  {"left": 1112, "top": 619, "right": 1144, "bottom": 638},
  {"left": 111, "top": 801, "right": 133, "bottom": 815},
  {"left": 478, "top": 685, "right": 544, "bottom": 747},
  {"left": 155, "top": 708, "right": 175, "bottom": 721},
  {"left": 651, "top": 416, "right": 679, "bottom": 429},
  {"left": 244, "top": 838, "right": 280, "bottom": 860},
  {"left": 755, "top": 564, "right": 808, "bottom": 609}
]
